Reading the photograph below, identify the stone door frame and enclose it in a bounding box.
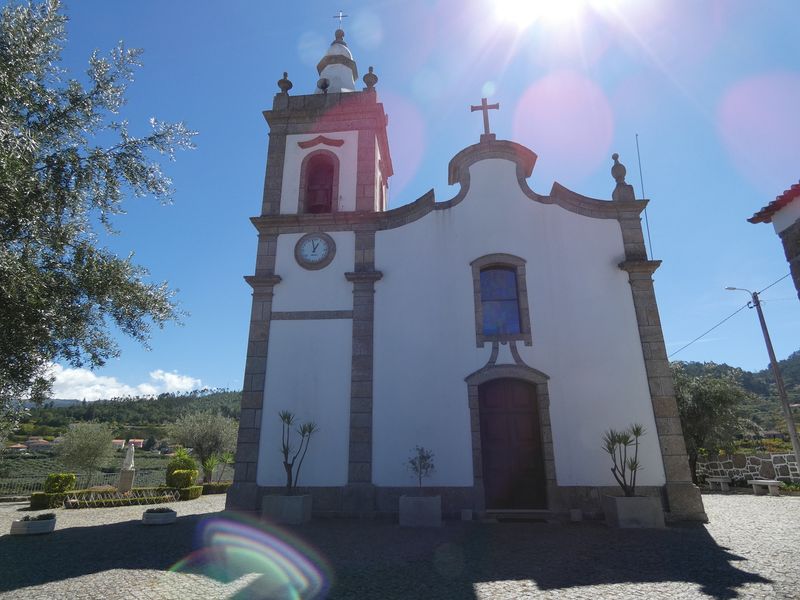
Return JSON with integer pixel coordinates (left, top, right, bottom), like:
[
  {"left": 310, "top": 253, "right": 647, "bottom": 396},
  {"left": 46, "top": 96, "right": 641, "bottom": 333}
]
[{"left": 465, "top": 364, "right": 557, "bottom": 513}]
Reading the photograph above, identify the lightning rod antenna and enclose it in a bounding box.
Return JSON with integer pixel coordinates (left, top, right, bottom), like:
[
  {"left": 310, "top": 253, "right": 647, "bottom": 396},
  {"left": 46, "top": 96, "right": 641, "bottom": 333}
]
[{"left": 635, "top": 133, "right": 654, "bottom": 259}]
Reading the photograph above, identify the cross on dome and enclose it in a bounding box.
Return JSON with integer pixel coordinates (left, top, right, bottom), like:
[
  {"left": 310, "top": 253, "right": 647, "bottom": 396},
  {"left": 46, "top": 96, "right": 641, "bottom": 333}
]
[{"left": 332, "top": 10, "right": 348, "bottom": 27}]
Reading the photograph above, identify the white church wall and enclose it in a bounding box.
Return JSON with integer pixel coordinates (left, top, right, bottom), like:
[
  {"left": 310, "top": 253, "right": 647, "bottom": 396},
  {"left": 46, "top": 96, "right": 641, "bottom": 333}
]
[
  {"left": 772, "top": 195, "right": 800, "bottom": 234},
  {"left": 280, "top": 130, "right": 359, "bottom": 214},
  {"left": 373, "top": 157, "right": 666, "bottom": 489},
  {"left": 271, "top": 232, "right": 354, "bottom": 312},
  {"left": 256, "top": 319, "right": 352, "bottom": 487}
]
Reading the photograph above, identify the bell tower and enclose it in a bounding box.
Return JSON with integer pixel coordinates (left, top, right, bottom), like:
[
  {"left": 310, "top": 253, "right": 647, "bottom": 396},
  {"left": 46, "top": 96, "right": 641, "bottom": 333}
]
[
  {"left": 259, "top": 29, "right": 393, "bottom": 217},
  {"left": 228, "top": 28, "right": 393, "bottom": 513}
]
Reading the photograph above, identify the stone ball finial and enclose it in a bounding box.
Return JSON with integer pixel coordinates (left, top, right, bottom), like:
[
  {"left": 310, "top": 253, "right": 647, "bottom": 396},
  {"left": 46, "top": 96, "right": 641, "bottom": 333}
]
[
  {"left": 317, "top": 77, "right": 330, "bottom": 94},
  {"left": 277, "top": 71, "right": 293, "bottom": 94},
  {"left": 363, "top": 66, "right": 378, "bottom": 90},
  {"left": 611, "top": 152, "right": 627, "bottom": 184},
  {"left": 335, "top": 29, "right": 345, "bottom": 43}
]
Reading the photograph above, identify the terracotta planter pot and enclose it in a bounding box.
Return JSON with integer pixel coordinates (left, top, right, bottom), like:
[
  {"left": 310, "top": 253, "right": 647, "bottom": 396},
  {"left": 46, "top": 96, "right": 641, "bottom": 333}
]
[
  {"left": 602, "top": 495, "right": 665, "bottom": 529},
  {"left": 262, "top": 494, "right": 312, "bottom": 524},
  {"left": 399, "top": 495, "right": 442, "bottom": 527},
  {"left": 11, "top": 518, "right": 56, "bottom": 535},
  {"left": 141, "top": 509, "right": 177, "bottom": 525}
]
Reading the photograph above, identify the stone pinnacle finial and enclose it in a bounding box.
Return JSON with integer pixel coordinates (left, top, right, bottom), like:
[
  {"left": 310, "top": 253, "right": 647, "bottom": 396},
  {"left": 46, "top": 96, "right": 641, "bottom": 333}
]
[
  {"left": 277, "top": 71, "right": 293, "bottom": 94},
  {"left": 317, "top": 77, "right": 330, "bottom": 94},
  {"left": 611, "top": 153, "right": 635, "bottom": 202},
  {"left": 611, "top": 153, "right": 626, "bottom": 184},
  {"left": 363, "top": 66, "right": 378, "bottom": 90},
  {"left": 334, "top": 29, "right": 346, "bottom": 44}
]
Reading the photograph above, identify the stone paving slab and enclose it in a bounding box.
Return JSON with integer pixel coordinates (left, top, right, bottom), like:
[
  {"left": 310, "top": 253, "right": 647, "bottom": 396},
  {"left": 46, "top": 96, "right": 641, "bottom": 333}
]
[{"left": 1, "top": 494, "right": 798, "bottom": 599}]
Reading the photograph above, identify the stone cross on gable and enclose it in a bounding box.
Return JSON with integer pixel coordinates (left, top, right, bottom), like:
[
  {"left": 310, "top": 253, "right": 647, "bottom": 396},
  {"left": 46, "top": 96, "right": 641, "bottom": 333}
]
[
  {"left": 470, "top": 97, "right": 500, "bottom": 142},
  {"left": 333, "top": 10, "right": 349, "bottom": 27}
]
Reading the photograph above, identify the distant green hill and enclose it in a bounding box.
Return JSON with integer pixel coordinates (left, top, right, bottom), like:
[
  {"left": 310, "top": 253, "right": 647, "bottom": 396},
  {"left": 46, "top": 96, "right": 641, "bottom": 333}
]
[
  {"left": 18, "top": 389, "right": 241, "bottom": 439},
  {"left": 674, "top": 350, "right": 800, "bottom": 431}
]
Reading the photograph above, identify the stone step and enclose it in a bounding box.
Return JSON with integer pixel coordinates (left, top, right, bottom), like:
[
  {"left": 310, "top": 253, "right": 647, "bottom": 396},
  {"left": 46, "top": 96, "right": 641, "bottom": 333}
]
[{"left": 484, "top": 509, "right": 557, "bottom": 523}]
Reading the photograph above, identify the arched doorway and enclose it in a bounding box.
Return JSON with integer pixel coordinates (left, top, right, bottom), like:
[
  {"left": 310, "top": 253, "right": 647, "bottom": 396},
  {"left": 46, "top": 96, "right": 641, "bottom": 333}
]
[{"left": 478, "top": 378, "right": 547, "bottom": 509}]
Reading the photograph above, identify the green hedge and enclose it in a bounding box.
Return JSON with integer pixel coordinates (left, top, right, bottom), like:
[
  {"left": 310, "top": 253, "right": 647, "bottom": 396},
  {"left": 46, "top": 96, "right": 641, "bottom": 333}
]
[
  {"left": 201, "top": 481, "right": 232, "bottom": 495},
  {"left": 166, "top": 451, "right": 197, "bottom": 479},
  {"left": 30, "top": 492, "right": 66, "bottom": 510},
  {"left": 167, "top": 469, "right": 197, "bottom": 489},
  {"left": 179, "top": 485, "right": 203, "bottom": 501},
  {"left": 44, "top": 473, "right": 76, "bottom": 494}
]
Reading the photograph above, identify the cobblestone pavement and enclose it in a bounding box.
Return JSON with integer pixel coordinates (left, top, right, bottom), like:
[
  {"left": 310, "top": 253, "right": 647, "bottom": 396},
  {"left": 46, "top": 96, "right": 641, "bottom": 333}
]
[{"left": 1, "top": 493, "right": 798, "bottom": 599}]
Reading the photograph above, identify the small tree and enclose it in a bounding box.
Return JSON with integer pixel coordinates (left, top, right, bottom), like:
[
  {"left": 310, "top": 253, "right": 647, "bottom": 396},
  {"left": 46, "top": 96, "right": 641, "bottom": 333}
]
[
  {"left": 407, "top": 446, "right": 435, "bottom": 488},
  {"left": 168, "top": 413, "right": 237, "bottom": 482},
  {"left": 602, "top": 424, "right": 645, "bottom": 497},
  {"left": 672, "top": 365, "right": 751, "bottom": 483},
  {"left": 59, "top": 423, "right": 114, "bottom": 484},
  {"left": 279, "top": 411, "right": 317, "bottom": 495}
]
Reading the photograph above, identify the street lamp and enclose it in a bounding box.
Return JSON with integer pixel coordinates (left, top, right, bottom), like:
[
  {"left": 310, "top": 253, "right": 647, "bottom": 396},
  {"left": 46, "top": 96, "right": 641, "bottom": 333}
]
[{"left": 726, "top": 286, "right": 800, "bottom": 464}]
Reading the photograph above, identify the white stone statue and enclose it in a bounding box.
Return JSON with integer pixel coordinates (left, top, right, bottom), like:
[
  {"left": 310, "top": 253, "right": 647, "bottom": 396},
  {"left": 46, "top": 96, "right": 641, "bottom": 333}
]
[{"left": 122, "top": 443, "right": 135, "bottom": 471}]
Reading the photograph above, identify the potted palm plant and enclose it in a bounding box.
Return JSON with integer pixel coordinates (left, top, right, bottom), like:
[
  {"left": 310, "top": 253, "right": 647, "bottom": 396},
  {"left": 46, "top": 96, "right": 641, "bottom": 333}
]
[
  {"left": 261, "top": 411, "right": 318, "bottom": 524},
  {"left": 399, "top": 446, "right": 441, "bottom": 527},
  {"left": 601, "top": 423, "right": 665, "bottom": 528}
]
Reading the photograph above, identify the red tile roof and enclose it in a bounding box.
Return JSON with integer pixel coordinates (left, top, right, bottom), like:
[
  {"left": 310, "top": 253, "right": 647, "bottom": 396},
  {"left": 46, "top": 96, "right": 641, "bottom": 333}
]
[{"left": 749, "top": 181, "right": 800, "bottom": 224}]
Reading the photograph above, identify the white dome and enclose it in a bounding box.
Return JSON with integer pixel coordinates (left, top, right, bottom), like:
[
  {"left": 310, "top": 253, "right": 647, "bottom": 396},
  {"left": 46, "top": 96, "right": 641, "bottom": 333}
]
[
  {"left": 325, "top": 42, "right": 352, "bottom": 60},
  {"left": 315, "top": 29, "right": 358, "bottom": 94}
]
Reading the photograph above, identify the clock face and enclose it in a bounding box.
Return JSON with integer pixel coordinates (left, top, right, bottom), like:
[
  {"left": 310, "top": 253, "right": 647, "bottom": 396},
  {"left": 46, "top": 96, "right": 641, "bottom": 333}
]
[{"left": 295, "top": 233, "right": 336, "bottom": 270}]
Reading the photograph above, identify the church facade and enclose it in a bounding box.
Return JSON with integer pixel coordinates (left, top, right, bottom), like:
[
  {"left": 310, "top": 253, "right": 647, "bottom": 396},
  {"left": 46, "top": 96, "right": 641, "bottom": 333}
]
[{"left": 227, "top": 29, "right": 706, "bottom": 521}]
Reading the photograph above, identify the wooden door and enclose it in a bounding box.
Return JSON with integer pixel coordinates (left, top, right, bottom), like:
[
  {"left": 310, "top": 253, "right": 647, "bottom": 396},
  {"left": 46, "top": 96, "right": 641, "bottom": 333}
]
[{"left": 479, "top": 378, "right": 547, "bottom": 509}]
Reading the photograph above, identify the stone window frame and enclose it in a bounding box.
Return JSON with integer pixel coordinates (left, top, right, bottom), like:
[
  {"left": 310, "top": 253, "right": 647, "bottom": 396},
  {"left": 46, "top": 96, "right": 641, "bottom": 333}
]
[
  {"left": 298, "top": 149, "right": 340, "bottom": 214},
  {"left": 471, "top": 253, "right": 532, "bottom": 347}
]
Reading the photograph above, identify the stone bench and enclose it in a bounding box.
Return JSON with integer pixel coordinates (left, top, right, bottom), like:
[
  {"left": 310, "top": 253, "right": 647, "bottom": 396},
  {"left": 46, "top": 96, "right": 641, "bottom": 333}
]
[
  {"left": 747, "top": 479, "right": 781, "bottom": 496},
  {"left": 706, "top": 476, "right": 732, "bottom": 492}
]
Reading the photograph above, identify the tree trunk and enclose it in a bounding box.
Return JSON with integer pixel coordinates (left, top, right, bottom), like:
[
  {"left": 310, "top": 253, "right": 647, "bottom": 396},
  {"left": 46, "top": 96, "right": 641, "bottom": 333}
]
[{"left": 283, "top": 461, "right": 293, "bottom": 495}]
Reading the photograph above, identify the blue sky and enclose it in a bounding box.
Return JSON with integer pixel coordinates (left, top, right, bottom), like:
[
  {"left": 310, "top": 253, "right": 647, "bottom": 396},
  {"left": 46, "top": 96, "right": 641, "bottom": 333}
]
[{"left": 46, "top": 0, "right": 800, "bottom": 399}]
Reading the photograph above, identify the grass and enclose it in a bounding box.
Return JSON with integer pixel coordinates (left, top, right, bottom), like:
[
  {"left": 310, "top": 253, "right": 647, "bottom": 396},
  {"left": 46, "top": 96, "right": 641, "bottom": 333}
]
[
  {"left": 0, "top": 452, "right": 171, "bottom": 481},
  {"left": 0, "top": 451, "right": 235, "bottom": 486}
]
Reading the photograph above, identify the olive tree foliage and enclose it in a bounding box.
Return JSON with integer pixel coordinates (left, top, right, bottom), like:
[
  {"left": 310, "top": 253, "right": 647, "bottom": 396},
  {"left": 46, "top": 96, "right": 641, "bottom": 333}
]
[
  {"left": 0, "top": 1, "right": 196, "bottom": 429},
  {"left": 59, "top": 422, "right": 114, "bottom": 477},
  {"left": 672, "top": 364, "right": 753, "bottom": 483},
  {"left": 168, "top": 413, "right": 238, "bottom": 482}
]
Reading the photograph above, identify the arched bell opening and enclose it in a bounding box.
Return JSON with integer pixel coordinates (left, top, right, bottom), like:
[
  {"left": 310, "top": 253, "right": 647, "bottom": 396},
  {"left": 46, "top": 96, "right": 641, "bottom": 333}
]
[{"left": 299, "top": 150, "right": 340, "bottom": 214}]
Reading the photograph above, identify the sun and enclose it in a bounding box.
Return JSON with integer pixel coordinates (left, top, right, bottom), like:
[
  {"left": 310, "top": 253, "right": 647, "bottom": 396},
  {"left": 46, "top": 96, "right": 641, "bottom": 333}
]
[{"left": 493, "top": 0, "right": 618, "bottom": 28}]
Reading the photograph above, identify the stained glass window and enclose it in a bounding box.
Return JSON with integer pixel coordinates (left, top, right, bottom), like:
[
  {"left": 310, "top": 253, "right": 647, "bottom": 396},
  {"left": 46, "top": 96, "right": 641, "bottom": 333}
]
[{"left": 480, "top": 267, "right": 521, "bottom": 335}]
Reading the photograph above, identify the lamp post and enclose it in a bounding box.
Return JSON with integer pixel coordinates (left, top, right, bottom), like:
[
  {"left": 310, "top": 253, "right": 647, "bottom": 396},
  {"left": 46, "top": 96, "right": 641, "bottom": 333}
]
[{"left": 726, "top": 286, "right": 800, "bottom": 464}]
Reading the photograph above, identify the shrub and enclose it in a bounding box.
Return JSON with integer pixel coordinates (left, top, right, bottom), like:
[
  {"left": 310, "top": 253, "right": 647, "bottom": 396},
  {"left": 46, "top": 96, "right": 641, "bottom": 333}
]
[
  {"left": 179, "top": 485, "right": 203, "bottom": 501},
  {"left": 167, "top": 469, "right": 198, "bottom": 489},
  {"left": 44, "top": 473, "right": 77, "bottom": 494},
  {"left": 201, "top": 481, "right": 232, "bottom": 495},
  {"left": 166, "top": 449, "right": 197, "bottom": 479},
  {"left": 145, "top": 507, "right": 175, "bottom": 514},
  {"left": 30, "top": 492, "right": 66, "bottom": 510},
  {"left": 21, "top": 512, "right": 56, "bottom": 522}
]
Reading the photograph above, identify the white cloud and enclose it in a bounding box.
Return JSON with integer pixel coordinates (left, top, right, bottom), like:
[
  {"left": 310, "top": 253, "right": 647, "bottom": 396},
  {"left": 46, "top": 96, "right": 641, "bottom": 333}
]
[{"left": 48, "top": 364, "right": 203, "bottom": 401}]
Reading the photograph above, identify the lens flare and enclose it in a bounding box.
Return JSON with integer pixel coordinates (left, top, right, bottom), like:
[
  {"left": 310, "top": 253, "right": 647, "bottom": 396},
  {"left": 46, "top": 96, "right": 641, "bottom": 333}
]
[
  {"left": 717, "top": 71, "right": 800, "bottom": 193},
  {"left": 171, "top": 514, "right": 331, "bottom": 599},
  {"left": 513, "top": 71, "right": 614, "bottom": 184}
]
